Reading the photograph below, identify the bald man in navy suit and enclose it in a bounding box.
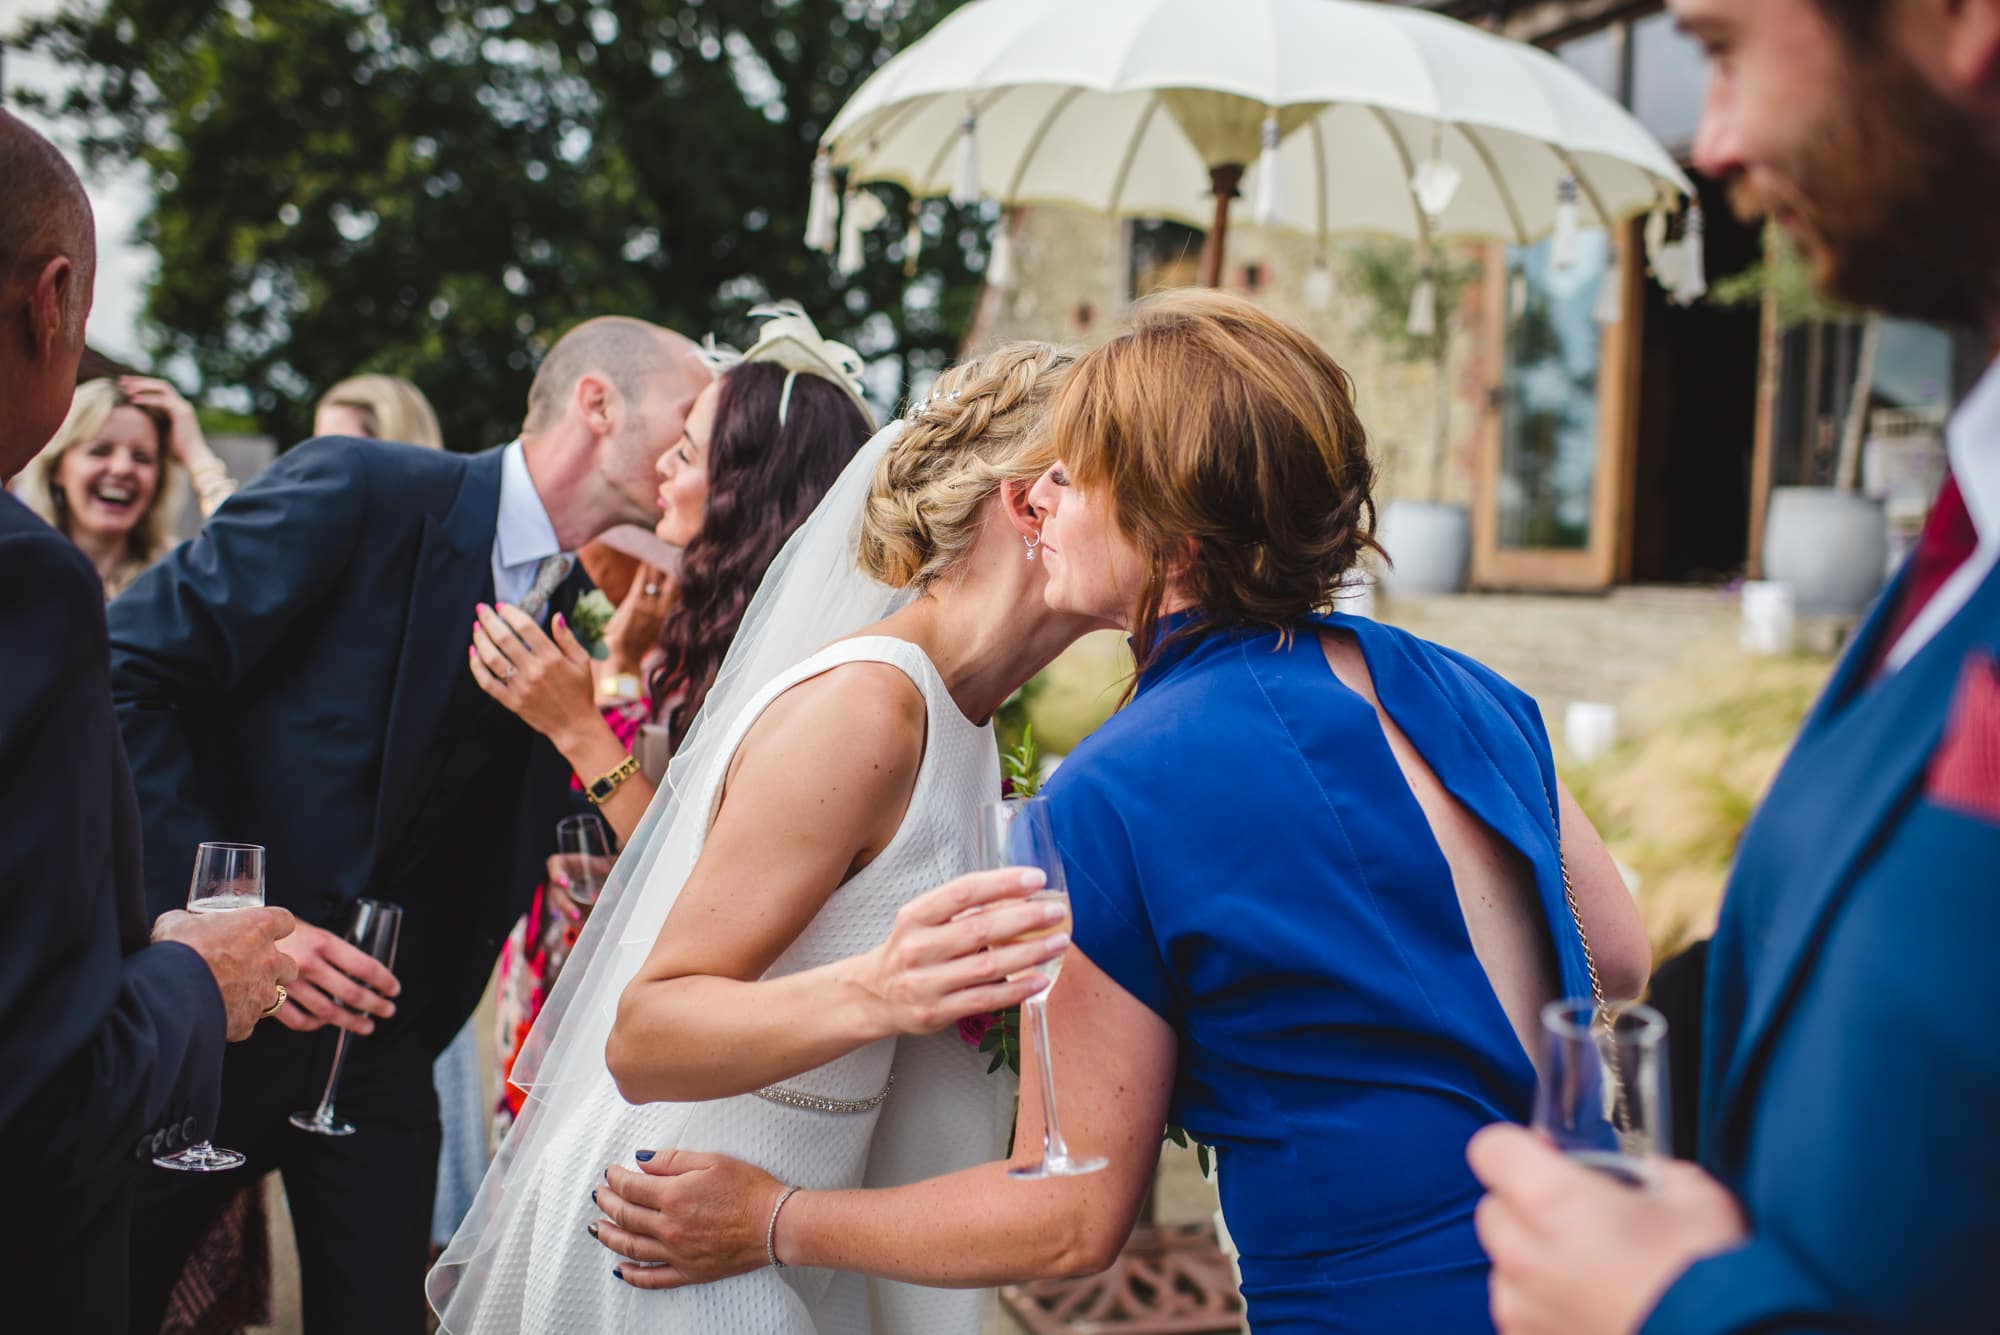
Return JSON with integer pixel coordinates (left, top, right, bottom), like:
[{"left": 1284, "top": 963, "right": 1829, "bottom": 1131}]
[{"left": 0, "top": 110, "right": 297, "bottom": 1335}]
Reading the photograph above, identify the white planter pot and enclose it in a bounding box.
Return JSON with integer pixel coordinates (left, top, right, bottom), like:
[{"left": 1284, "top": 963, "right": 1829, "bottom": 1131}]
[
  {"left": 1760, "top": 487, "right": 1888, "bottom": 618},
  {"left": 1377, "top": 501, "right": 1470, "bottom": 596}
]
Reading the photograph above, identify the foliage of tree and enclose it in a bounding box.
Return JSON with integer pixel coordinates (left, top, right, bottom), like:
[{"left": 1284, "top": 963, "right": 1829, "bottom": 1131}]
[{"left": 12, "top": 0, "right": 987, "bottom": 449}]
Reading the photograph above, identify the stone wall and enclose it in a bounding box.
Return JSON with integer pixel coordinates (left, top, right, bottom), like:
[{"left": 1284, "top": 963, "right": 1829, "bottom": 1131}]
[{"left": 962, "top": 204, "right": 1501, "bottom": 510}]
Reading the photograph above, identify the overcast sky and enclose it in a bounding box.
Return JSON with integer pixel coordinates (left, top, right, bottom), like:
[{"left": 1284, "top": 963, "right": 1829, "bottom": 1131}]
[{"left": 3, "top": 0, "right": 154, "bottom": 362}]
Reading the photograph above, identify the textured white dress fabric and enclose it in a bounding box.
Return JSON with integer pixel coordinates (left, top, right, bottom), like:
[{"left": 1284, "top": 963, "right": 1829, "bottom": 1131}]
[{"left": 437, "top": 635, "right": 1008, "bottom": 1333}]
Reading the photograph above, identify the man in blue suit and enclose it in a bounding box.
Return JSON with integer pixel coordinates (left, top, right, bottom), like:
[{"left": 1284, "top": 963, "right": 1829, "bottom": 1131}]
[
  {"left": 0, "top": 110, "right": 299, "bottom": 1334},
  {"left": 110, "top": 311, "right": 709, "bottom": 1332},
  {"left": 1470, "top": 0, "right": 2000, "bottom": 1331}
]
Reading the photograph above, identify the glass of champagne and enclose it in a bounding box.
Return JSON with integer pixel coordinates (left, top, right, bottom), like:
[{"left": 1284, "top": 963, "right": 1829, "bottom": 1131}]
[
  {"left": 289, "top": 899, "right": 403, "bottom": 1137},
  {"left": 1533, "top": 998, "right": 1670, "bottom": 1187},
  {"left": 156, "top": 842, "right": 266, "bottom": 1172},
  {"left": 555, "top": 813, "right": 614, "bottom": 907},
  {"left": 978, "top": 797, "right": 1108, "bottom": 1180}
]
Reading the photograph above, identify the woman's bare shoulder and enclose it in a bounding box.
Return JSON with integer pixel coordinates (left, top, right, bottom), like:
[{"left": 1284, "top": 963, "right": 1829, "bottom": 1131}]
[{"left": 725, "top": 658, "right": 930, "bottom": 799}]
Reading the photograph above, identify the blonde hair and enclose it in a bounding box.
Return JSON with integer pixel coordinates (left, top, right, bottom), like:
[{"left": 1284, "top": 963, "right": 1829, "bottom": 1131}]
[
  {"left": 858, "top": 342, "right": 1075, "bottom": 589},
  {"left": 1045, "top": 289, "right": 1380, "bottom": 669},
  {"left": 15, "top": 378, "right": 184, "bottom": 595},
  {"left": 316, "top": 373, "right": 445, "bottom": 449}
]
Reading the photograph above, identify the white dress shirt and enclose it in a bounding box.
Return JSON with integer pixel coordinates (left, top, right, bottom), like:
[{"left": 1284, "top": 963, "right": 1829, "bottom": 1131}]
[
  {"left": 1883, "top": 356, "right": 2000, "bottom": 672},
  {"left": 491, "top": 440, "right": 567, "bottom": 617}
]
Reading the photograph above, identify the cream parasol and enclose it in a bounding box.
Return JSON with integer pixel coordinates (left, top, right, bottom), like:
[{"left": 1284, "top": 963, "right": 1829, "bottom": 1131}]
[{"left": 809, "top": 0, "right": 1693, "bottom": 289}]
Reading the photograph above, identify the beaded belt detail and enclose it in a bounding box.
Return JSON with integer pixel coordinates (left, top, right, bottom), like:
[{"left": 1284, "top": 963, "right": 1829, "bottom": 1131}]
[{"left": 753, "top": 1069, "right": 894, "bottom": 1115}]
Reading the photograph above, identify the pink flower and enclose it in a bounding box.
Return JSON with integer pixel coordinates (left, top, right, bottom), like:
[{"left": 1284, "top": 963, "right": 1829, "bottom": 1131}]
[{"left": 957, "top": 1012, "right": 996, "bottom": 1047}]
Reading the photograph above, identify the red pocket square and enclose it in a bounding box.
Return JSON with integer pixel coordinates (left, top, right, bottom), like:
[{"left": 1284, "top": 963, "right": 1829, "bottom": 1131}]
[{"left": 1928, "top": 651, "right": 2000, "bottom": 821}]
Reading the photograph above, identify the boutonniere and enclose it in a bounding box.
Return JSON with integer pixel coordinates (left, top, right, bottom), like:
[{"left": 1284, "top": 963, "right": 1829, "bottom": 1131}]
[{"left": 566, "top": 590, "right": 617, "bottom": 661}]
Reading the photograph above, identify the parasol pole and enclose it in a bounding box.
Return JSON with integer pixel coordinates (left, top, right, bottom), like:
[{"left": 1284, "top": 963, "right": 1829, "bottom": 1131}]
[{"left": 1198, "top": 164, "right": 1244, "bottom": 288}]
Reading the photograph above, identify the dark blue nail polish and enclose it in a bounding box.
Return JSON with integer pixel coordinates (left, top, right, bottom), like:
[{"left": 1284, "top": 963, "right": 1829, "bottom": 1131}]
[
  {"left": 587, "top": 1221, "right": 599, "bottom": 1239},
  {"left": 634, "top": 1149, "right": 655, "bottom": 1162},
  {"left": 613, "top": 1267, "right": 626, "bottom": 1282},
  {"left": 591, "top": 1189, "right": 598, "bottom": 1206}
]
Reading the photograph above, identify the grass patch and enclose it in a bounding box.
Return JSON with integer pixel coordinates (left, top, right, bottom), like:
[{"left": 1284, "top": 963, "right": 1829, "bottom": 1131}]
[{"left": 1561, "top": 648, "right": 1833, "bottom": 959}]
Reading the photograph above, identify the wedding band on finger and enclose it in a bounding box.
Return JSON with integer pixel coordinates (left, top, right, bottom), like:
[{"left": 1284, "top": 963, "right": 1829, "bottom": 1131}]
[
  {"left": 261, "top": 983, "right": 289, "bottom": 1018},
  {"left": 499, "top": 663, "right": 517, "bottom": 683},
  {"left": 644, "top": 583, "right": 661, "bottom": 597}
]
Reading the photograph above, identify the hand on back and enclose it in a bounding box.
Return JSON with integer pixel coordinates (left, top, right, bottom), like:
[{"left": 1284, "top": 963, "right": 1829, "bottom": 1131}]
[
  {"left": 152, "top": 905, "right": 300, "bottom": 1041},
  {"left": 846, "top": 868, "right": 1065, "bottom": 1036}
]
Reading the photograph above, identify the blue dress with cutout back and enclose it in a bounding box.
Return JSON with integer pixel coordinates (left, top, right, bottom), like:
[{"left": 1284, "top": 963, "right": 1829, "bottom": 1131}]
[{"left": 1046, "top": 613, "right": 1595, "bottom": 1333}]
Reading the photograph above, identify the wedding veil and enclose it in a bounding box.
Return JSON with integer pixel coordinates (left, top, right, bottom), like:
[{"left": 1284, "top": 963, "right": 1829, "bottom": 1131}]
[{"left": 427, "top": 420, "right": 915, "bottom": 1318}]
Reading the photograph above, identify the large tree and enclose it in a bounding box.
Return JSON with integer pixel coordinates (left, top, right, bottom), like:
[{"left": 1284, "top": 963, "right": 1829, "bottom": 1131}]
[{"left": 13, "top": 0, "right": 983, "bottom": 449}]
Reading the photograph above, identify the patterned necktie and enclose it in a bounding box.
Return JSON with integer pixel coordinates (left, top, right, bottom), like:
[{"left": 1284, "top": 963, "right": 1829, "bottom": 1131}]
[
  {"left": 1872, "top": 474, "right": 1977, "bottom": 673},
  {"left": 519, "top": 552, "right": 575, "bottom": 622}
]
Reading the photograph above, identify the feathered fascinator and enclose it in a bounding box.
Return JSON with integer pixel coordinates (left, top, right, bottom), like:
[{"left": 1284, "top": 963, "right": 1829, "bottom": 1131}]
[{"left": 696, "top": 300, "right": 875, "bottom": 430}]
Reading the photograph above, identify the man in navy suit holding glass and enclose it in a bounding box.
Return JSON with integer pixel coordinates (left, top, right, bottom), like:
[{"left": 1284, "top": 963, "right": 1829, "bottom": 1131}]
[
  {"left": 1471, "top": 1, "right": 2000, "bottom": 1331},
  {"left": 109, "top": 309, "right": 710, "bottom": 1331},
  {"left": 0, "top": 110, "right": 299, "bottom": 1335}
]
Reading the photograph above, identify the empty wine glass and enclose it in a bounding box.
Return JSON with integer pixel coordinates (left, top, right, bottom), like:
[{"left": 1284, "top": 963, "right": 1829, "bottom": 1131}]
[
  {"left": 978, "top": 797, "right": 1107, "bottom": 1181},
  {"left": 156, "top": 843, "right": 266, "bottom": 1172},
  {"left": 555, "top": 813, "right": 614, "bottom": 907},
  {"left": 289, "top": 899, "right": 402, "bottom": 1137},
  {"left": 1533, "top": 998, "right": 1669, "bottom": 1187}
]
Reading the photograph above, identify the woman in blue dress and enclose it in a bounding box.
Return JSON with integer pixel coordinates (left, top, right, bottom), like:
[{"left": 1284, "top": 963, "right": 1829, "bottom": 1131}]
[{"left": 586, "top": 291, "right": 1650, "bottom": 1333}]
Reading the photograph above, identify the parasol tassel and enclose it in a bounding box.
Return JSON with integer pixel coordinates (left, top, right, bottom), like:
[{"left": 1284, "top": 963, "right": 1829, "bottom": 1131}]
[
  {"left": 1594, "top": 266, "right": 1623, "bottom": 325},
  {"left": 1253, "top": 111, "right": 1283, "bottom": 226},
  {"left": 838, "top": 188, "right": 887, "bottom": 277},
  {"left": 805, "top": 150, "right": 839, "bottom": 254},
  {"left": 1407, "top": 265, "right": 1438, "bottom": 337},
  {"left": 903, "top": 205, "right": 924, "bottom": 278},
  {"left": 1672, "top": 204, "right": 1708, "bottom": 305},
  {"left": 1643, "top": 203, "right": 1671, "bottom": 278},
  {"left": 1410, "top": 125, "right": 1462, "bottom": 219},
  {"left": 1552, "top": 175, "right": 1580, "bottom": 270},
  {"left": 987, "top": 212, "right": 1016, "bottom": 290},
  {"left": 1304, "top": 256, "right": 1335, "bottom": 312},
  {"left": 950, "top": 111, "right": 981, "bottom": 206}
]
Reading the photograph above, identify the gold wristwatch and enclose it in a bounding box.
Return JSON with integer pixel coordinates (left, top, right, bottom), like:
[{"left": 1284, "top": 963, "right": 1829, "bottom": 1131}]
[{"left": 585, "top": 754, "right": 642, "bottom": 805}]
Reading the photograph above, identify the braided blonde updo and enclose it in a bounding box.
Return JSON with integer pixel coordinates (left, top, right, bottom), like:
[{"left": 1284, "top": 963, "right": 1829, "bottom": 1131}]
[{"left": 858, "top": 341, "right": 1075, "bottom": 589}]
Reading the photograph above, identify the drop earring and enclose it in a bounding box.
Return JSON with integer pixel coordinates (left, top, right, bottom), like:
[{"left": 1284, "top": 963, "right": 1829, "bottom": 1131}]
[{"left": 1023, "top": 532, "right": 1041, "bottom": 562}]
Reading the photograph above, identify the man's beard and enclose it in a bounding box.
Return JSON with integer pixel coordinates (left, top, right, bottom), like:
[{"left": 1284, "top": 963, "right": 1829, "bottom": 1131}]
[{"left": 1727, "top": 50, "right": 2000, "bottom": 329}]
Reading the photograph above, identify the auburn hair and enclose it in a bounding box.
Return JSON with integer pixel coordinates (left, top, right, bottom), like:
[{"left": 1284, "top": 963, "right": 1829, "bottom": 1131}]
[{"left": 1044, "top": 289, "right": 1382, "bottom": 675}]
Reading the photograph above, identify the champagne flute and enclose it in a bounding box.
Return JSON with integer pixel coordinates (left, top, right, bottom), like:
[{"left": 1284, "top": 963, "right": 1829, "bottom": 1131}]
[
  {"left": 156, "top": 842, "right": 266, "bottom": 1172},
  {"left": 1532, "top": 998, "right": 1670, "bottom": 1187},
  {"left": 555, "top": 813, "right": 614, "bottom": 907},
  {"left": 288, "top": 899, "right": 403, "bottom": 1137},
  {"left": 978, "top": 797, "right": 1108, "bottom": 1180}
]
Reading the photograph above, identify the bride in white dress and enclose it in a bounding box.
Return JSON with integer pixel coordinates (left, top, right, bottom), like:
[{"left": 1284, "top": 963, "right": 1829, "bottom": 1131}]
[{"left": 428, "top": 342, "right": 1097, "bottom": 1334}]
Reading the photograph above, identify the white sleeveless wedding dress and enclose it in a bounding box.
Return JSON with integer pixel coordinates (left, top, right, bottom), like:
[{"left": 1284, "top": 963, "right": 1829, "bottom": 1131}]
[{"left": 437, "top": 635, "right": 1009, "bottom": 1334}]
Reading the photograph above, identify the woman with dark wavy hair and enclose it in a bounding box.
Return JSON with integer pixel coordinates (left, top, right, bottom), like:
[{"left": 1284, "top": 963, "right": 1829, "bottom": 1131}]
[{"left": 471, "top": 304, "right": 871, "bottom": 1129}]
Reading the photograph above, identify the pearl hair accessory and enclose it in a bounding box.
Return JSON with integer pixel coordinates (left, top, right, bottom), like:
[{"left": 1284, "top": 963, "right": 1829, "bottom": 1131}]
[{"left": 904, "top": 388, "right": 962, "bottom": 422}]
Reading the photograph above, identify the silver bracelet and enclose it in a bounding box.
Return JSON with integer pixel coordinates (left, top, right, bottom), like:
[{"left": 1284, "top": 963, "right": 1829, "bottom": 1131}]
[{"left": 765, "top": 1185, "right": 802, "bottom": 1269}]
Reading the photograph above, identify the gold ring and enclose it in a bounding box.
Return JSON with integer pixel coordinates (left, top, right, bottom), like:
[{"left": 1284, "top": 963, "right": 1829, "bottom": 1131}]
[{"left": 261, "top": 984, "right": 288, "bottom": 1018}]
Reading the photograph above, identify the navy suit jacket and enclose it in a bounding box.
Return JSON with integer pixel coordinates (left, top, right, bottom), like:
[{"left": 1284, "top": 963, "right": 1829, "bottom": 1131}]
[
  {"left": 0, "top": 494, "right": 226, "bottom": 1331},
  {"left": 108, "top": 438, "right": 583, "bottom": 1049},
  {"left": 1643, "top": 559, "right": 2000, "bottom": 1332}
]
